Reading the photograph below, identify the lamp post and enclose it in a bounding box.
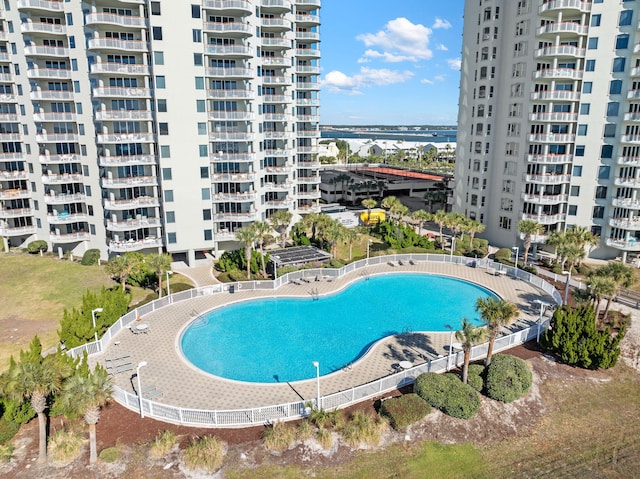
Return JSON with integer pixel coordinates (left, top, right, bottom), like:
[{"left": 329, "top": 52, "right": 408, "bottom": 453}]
[
  {"left": 136, "top": 361, "right": 148, "bottom": 418},
  {"left": 512, "top": 246, "right": 519, "bottom": 275},
  {"left": 444, "top": 324, "right": 454, "bottom": 371},
  {"left": 562, "top": 270, "right": 572, "bottom": 306},
  {"left": 166, "top": 270, "right": 173, "bottom": 301},
  {"left": 449, "top": 236, "right": 456, "bottom": 261},
  {"left": 533, "top": 299, "right": 550, "bottom": 342},
  {"left": 312, "top": 361, "right": 321, "bottom": 409},
  {"left": 366, "top": 239, "right": 373, "bottom": 265},
  {"left": 91, "top": 307, "right": 103, "bottom": 345}
]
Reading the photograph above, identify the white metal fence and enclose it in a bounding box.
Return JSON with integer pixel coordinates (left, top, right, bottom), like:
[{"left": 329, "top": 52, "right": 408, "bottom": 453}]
[{"left": 69, "top": 254, "right": 561, "bottom": 427}]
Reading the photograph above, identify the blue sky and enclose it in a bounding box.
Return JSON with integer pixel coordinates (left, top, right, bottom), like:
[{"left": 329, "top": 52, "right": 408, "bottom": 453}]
[{"left": 319, "top": 1, "right": 464, "bottom": 126}]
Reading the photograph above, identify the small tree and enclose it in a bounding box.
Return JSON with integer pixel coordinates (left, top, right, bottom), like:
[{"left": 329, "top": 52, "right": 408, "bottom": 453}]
[
  {"left": 361, "top": 198, "right": 377, "bottom": 226},
  {"left": 475, "top": 297, "right": 519, "bottom": 366},
  {"left": 518, "top": 219, "right": 544, "bottom": 264},
  {"left": 104, "top": 255, "right": 133, "bottom": 291},
  {"left": 145, "top": 253, "right": 172, "bottom": 297},
  {"left": 235, "top": 226, "right": 258, "bottom": 279},
  {"left": 455, "top": 318, "right": 487, "bottom": 384},
  {"left": 269, "top": 210, "right": 293, "bottom": 248}
]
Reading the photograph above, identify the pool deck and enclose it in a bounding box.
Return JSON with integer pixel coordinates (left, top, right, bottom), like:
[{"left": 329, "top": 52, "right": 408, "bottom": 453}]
[{"left": 94, "top": 262, "right": 554, "bottom": 411}]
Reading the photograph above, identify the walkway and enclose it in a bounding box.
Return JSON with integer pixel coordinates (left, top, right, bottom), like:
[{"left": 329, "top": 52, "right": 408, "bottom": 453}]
[{"left": 93, "top": 262, "right": 553, "bottom": 411}]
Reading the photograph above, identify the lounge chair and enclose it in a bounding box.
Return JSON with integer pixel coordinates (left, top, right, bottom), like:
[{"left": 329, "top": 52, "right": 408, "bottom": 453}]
[
  {"left": 290, "top": 279, "right": 301, "bottom": 286},
  {"left": 398, "top": 260, "right": 405, "bottom": 266},
  {"left": 387, "top": 261, "right": 396, "bottom": 267},
  {"left": 409, "top": 259, "right": 416, "bottom": 265}
]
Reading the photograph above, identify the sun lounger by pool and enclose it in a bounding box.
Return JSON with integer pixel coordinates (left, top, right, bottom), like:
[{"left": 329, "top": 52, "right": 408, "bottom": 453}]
[
  {"left": 387, "top": 261, "right": 397, "bottom": 267},
  {"left": 290, "top": 279, "right": 301, "bottom": 285},
  {"left": 106, "top": 352, "right": 131, "bottom": 362},
  {"left": 409, "top": 259, "right": 416, "bottom": 265}
]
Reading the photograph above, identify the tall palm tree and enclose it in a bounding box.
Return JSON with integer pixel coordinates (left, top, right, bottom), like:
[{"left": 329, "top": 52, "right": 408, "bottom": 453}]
[
  {"left": 361, "top": 198, "right": 377, "bottom": 226},
  {"left": 104, "top": 255, "right": 134, "bottom": 291},
  {"left": 518, "top": 219, "right": 544, "bottom": 265},
  {"left": 344, "top": 228, "right": 358, "bottom": 261},
  {"left": 60, "top": 364, "right": 112, "bottom": 464},
  {"left": 594, "top": 262, "right": 635, "bottom": 320},
  {"left": 146, "top": 253, "right": 172, "bottom": 297},
  {"left": 381, "top": 196, "right": 401, "bottom": 222},
  {"left": 269, "top": 210, "right": 293, "bottom": 248},
  {"left": 432, "top": 209, "right": 448, "bottom": 248},
  {"left": 466, "top": 219, "right": 485, "bottom": 246},
  {"left": 587, "top": 274, "right": 616, "bottom": 319},
  {"left": 455, "top": 318, "right": 487, "bottom": 384},
  {"left": 412, "top": 210, "right": 432, "bottom": 236},
  {"left": 324, "top": 220, "right": 346, "bottom": 257},
  {"left": 235, "top": 225, "right": 258, "bottom": 278},
  {"left": 475, "top": 298, "right": 519, "bottom": 366},
  {"left": 2, "top": 338, "right": 63, "bottom": 463},
  {"left": 253, "top": 221, "right": 272, "bottom": 276}
]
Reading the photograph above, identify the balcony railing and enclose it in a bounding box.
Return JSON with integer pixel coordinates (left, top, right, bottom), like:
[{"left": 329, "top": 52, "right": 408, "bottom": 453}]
[
  {"left": 528, "top": 133, "right": 575, "bottom": 143},
  {"left": 39, "top": 154, "right": 79, "bottom": 164},
  {"left": 206, "top": 88, "right": 255, "bottom": 99},
  {"left": 0, "top": 133, "right": 21, "bottom": 142},
  {"left": 33, "top": 112, "right": 76, "bottom": 122},
  {"left": 17, "top": 0, "right": 64, "bottom": 11},
  {"left": 295, "top": 48, "right": 320, "bottom": 57},
  {"left": 205, "top": 67, "right": 253, "bottom": 78},
  {"left": 95, "top": 110, "right": 153, "bottom": 121},
  {"left": 106, "top": 217, "right": 162, "bottom": 231},
  {"left": 211, "top": 172, "right": 257, "bottom": 181},
  {"left": 615, "top": 177, "right": 640, "bottom": 187},
  {"left": 44, "top": 192, "right": 86, "bottom": 204},
  {"left": 103, "top": 197, "right": 161, "bottom": 210},
  {"left": 202, "top": 0, "right": 252, "bottom": 13},
  {"left": 202, "top": 22, "right": 252, "bottom": 34},
  {"left": 50, "top": 231, "right": 91, "bottom": 243},
  {"left": 530, "top": 90, "right": 580, "bottom": 101},
  {"left": 0, "top": 225, "right": 37, "bottom": 236},
  {"left": 520, "top": 213, "right": 565, "bottom": 225},
  {"left": 528, "top": 112, "right": 578, "bottom": 122},
  {"left": 90, "top": 63, "right": 151, "bottom": 76},
  {"left": 0, "top": 207, "right": 34, "bottom": 219},
  {"left": 532, "top": 68, "right": 583, "bottom": 80},
  {"left": 24, "top": 45, "right": 70, "bottom": 57},
  {"left": 99, "top": 155, "right": 157, "bottom": 166},
  {"left": 92, "top": 87, "right": 152, "bottom": 98},
  {"left": 101, "top": 175, "right": 157, "bottom": 187},
  {"left": 210, "top": 152, "right": 256, "bottom": 162},
  {"left": 522, "top": 193, "right": 568, "bottom": 204},
  {"left": 96, "top": 133, "right": 156, "bottom": 144},
  {"left": 205, "top": 45, "right": 252, "bottom": 56},
  {"left": 47, "top": 212, "right": 89, "bottom": 224},
  {"left": 525, "top": 174, "right": 571, "bottom": 184},
  {"left": 207, "top": 111, "right": 255, "bottom": 121},
  {"left": 20, "top": 22, "right": 67, "bottom": 34},
  {"left": 0, "top": 189, "right": 31, "bottom": 200},
  {"left": 211, "top": 191, "right": 257, "bottom": 202},
  {"left": 606, "top": 238, "right": 640, "bottom": 251},
  {"left": 85, "top": 13, "right": 147, "bottom": 28},
  {"left": 208, "top": 132, "right": 255, "bottom": 141},
  {"left": 527, "top": 154, "right": 573, "bottom": 164},
  {"left": 36, "top": 133, "right": 79, "bottom": 143},
  {"left": 30, "top": 90, "right": 74, "bottom": 101},
  {"left": 617, "top": 156, "right": 640, "bottom": 167},
  {"left": 539, "top": 0, "right": 591, "bottom": 14},
  {"left": 609, "top": 218, "right": 640, "bottom": 229},
  {"left": 621, "top": 135, "right": 640, "bottom": 144},
  {"left": 41, "top": 172, "right": 83, "bottom": 184},
  {"left": 212, "top": 212, "right": 258, "bottom": 222},
  {"left": 88, "top": 38, "right": 148, "bottom": 52},
  {"left": 536, "top": 22, "right": 587, "bottom": 36},
  {"left": 295, "top": 14, "right": 320, "bottom": 24},
  {"left": 109, "top": 237, "right": 164, "bottom": 252}
]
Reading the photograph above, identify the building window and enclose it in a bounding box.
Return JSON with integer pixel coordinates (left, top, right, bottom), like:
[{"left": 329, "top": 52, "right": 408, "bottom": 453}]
[
  {"left": 601, "top": 145, "right": 613, "bottom": 159},
  {"left": 577, "top": 125, "right": 588, "bottom": 136},
  {"left": 164, "top": 190, "right": 174, "bottom": 202},
  {"left": 152, "top": 26, "right": 163, "bottom": 40},
  {"left": 196, "top": 100, "right": 205, "bottom": 112},
  {"left": 582, "top": 82, "right": 592, "bottom": 93},
  {"left": 200, "top": 166, "right": 209, "bottom": 179},
  {"left": 201, "top": 188, "right": 210, "bottom": 200},
  {"left": 199, "top": 144, "right": 208, "bottom": 157},
  {"left": 607, "top": 102, "right": 619, "bottom": 117},
  {"left": 160, "top": 145, "right": 171, "bottom": 158},
  {"left": 194, "top": 53, "right": 203, "bottom": 66},
  {"left": 157, "top": 99, "right": 167, "bottom": 112},
  {"left": 616, "top": 34, "right": 630, "bottom": 50},
  {"left": 588, "top": 38, "right": 598, "bottom": 50},
  {"left": 155, "top": 76, "right": 166, "bottom": 88},
  {"left": 159, "top": 123, "right": 169, "bottom": 135},
  {"left": 619, "top": 10, "right": 633, "bottom": 26},
  {"left": 154, "top": 51, "right": 164, "bottom": 65},
  {"left": 204, "top": 230, "right": 213, "bottom": 241},
  {"left": 203, "top": 209, "right": 212, "bottom": 220},
  {"left": 570, "top": 186, "right": 580, "bottom": 196},
  {"left": 593, "top": 206, "right": 605, "bottom": 219},
  {"left": 573, "top": 165, "right": 583, "bottom": 177},
  {"left": 591, "top": 14, "right": 601, "bottom": 27},
  {"left": 499, "top": 216, "right": 512, "bottom": 229},
  {"left": 168, "top": 232, "right": 177, "bottom": 244},
  {"left": 579, "top": 103, "right": 590, "bottom": 115},
  {"left": 585, "top": 59, "right": 596, "bottom": 71},
  {"left": 166, "top": 211, "right": 175, "bottom": 223},
  {"left": 610, "top": 80, "right": 623, "bottom": 94},
  {"left": 151, "top": 2, "right": 161, "bottom": 15},
  {"left": 568, "top": 205, "right": 577, "bottom": 216},
  {"left": 85, "top": 185, "right": 91, "bottom": 196},
  {"left": 197, "top": 122, "right": 207, "bottom": 135},
  {"left": 500, "top": 198, "right": 513, "bottom": 212},
  {"left": 192, "top": 29, "right": 202, "bottom": 43},
  {"left": 575, "top": 145, "right": 585, "bottom": 156},
  {"left": 162, "top": 168, "right": 172, "bottom": 180},
  {"left": 191, "top": 4, "right": 201, "bottom": 18},
  {"left": 195, "top": 77, "right": 204, "bottom": 90},
  {"left": 595, "top": 186, "right": 608, "bottom": 199},
  {"left": 603, "top": 124, "right": 616, "bottom": 137},
  {"left": 598, "top": 166, "right": 610, "bottom": 179}
]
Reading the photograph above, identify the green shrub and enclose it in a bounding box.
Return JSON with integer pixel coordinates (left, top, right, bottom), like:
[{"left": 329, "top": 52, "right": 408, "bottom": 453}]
[
  {"left": 296, "top": 421, "right": 313, "bottom": 441},
  {"left": 441, "top": 377, "right": 481, "bottom": 419},
  {"left": 485, "top": 354, "right": 532, "bottom": 403},
  {"left": 0, "top": 443, "right": 13, "bottom": 462},
  {"left": 494, "top": 248, "right": 512, "bottom": 261},
  {"left": 316, "top": 427, "right": 332, "bottom": 449},
  {"left": 340, "top": 411, "right": 387, "bottom": 447},
  {"left": 0, "top": 418, "right": 20, "bottom": 445},
  {"left": 27, "top": 240, "right": 48, "bottom": 254},
  {"left": 182, "top": 436, "right": 226, "bottom": 472},
  {"left": 81, "top": 248, "right": 101, "bottom": 266},
  {"left": 48, "top": 429, "right": 83, "bottom": 464},
  {"left": 149, "top": 430, "right": 177, "bottom": 459},
  {"left": 0, "top": 397, "right": 34, "bottom": 426},
  {"left": 262, "top": 421, "right": 296, "bottom": 453},
  {"left": 466, "top": 364, "right": 485, "bottom": 392},
  {"left": 414, "top": 372, "right": 449, "bottom": 409},
  {"left": 99, "top": 446, "right": 120, "bottom": 462},
  {"left": 380, "top": 393, "right": 432, "bottom": 429}
]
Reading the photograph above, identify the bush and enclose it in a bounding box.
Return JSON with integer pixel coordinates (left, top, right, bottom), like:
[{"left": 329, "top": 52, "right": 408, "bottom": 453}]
[
  {"left": 466, "top": 364, "right": 485, "bottom": 392},
  {"left": 262, "top": 421, "right": 296, "bottom": 453},
  {"left": 485, "top": 354, "right": 532, "bottom": 403},
  {"left": 415, "top": 372, "right": 481, "bottom": 419},
  {"left": 296, "top": 421, "right": 313, "bottom": 441},
  {"left": 48, "top": 429, "right": 83, "bottom": 464},
  {"left": 340, "top": 411, "right": 387, "bottom": 447},
  {"left": 0, "top": 443, "right": 13, "bottom": 462},
  {"left": 0, "top": 418, "right": 20, "bottom": 445},
  {"left": 316, "top": 427, "right": 332, "bottom": 449},
  {"left": 81, "top": 249, "right": 101, "bottom": 266},
  {"left": 99, "top": 447, "right": 119, "bottom": 462},
  {"left": 414, "top": 372, "right": 449, "bottom": 409},
  {"left": 149, "top": 430, "right": 177, "bottom": 459},
  {"left": 27, "top": 240, "right": 48, "bottom": 254},
  {"left": 494, "top": 248, "right": 512, "bottom": 261},
  {"left": 182, "top": 436, "right": 226, "bottom": 472},
  {"left": 380, "top": 393, "right": 432, "bottom": 429}
]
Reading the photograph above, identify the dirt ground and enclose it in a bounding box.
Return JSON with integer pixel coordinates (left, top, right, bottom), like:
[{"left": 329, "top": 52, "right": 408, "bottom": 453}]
[{"left": 2, "top": 305, "right": 639, "bottom": 479}]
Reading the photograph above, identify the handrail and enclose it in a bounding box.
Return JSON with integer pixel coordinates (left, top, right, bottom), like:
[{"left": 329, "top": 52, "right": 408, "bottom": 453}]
[{"left": 68, "top": 254, "right": 561, "bottom": 427}]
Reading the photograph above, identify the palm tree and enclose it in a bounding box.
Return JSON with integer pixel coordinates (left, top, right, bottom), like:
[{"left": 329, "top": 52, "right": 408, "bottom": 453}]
[
  {"left": 299, "top": 212, "right": 323, "bottom": 241},
  {"left": 235, "top": 225, "right": 258, "bottom": 278},
  {"left": 518, "top": 220, "right": 544, "bottom": 265},
  {"left": 60, "top": 363, "right": 112, "bottom": 464},
  {"left": 587, "top": 274, "right": 616, "bottom": 319},
  {"left": 475, "top": 298, "right": 519, "bottom": 366},
  {"left": 381, "top": 196, "right": 400, "bottom": 222},
  {"left": 344, "top": 228, "right": 358, "bottom": 261},
  {"left": 253, "top": 221, "right": 272, "bottom": 276},
  {"left": 432, "top": 209, "right": 448, "bottom": 248},
  {"left": 594, "top": 262, "right": 635, "bottom": 320},
  {"left": 2, "top": 338, "right": 63, "bottom": 463},
  {"left": 412, "top": 210, "right": 432, "bottom": 236},
  {"left": 146, "top": 253, "right": 172, "bottom": 297},
  {"left": 269, "top": 210, "right": 293, "bottom": 248},
  {"left": 466, "top": 219, "right": 485, "bottom": 247},
  {"left": 455, "top": 318, "right": 487, "bottom": 384},
  {"left": 104, "top": 255, "right": 134, "bottom": 291},
  {"left": 361, "top": 198, "right": 377, "bottom": 226},
  {"left": 324, "top": 220, "right": 346, "bottom": 257},
  {"left": 333, "top": 172, "right": 351, "bottom": 202}
]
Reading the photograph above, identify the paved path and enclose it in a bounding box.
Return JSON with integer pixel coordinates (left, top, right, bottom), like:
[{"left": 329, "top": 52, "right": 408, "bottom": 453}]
[{"left": 94, "top": 262, "right": 554, "bottom": 411}]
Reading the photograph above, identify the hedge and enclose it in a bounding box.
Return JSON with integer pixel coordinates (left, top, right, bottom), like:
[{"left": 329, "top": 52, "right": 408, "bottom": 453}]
[
  {"left": 414, "top": 372, "right": 449, "bottom": 410},
  {"left": 485, "top": 354, "right": 532, "bottom": 403},
  {"left": 466, "top": 364, "right": 485, "bottom": 392},
  {"left": 415, "top": 372, "right": 481, "bottom": 420},
  {"left": 26, "top": 240, "right": 48, "bottom": 254},
  {"left": 380, "top": 393, "right": 431, "bottom": 430},
  {"left": 81, "top": 249, "right": 101, "bottom": 266}
]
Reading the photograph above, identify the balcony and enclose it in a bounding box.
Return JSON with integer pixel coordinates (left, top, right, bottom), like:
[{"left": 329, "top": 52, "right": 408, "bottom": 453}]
[
  {"left": 99, "top": 155, "right": 156, "bottom": 166},
  {"left": 520, "top": 213, "right": 565, "bottom": 225},
  {"left": 206, "top": 88, "right": 255, "bottom": 99},
  {"left": 263, "top": 131, "right": 290, "bottom": 139},
  {"left": 296, "top": 0, "right": 321, "bottom": 6},
  {"left": 24, "top": 45, "right": 70, "bottom": 57},
  {"left": 212, "top": 211, "right": 258, "bottom": 222},
  {"left": 296, "top": 65, "right": 320, "bottom": 74},
  {"left": 50, "top": 231, "right": 91, "bottom": 243},
  {"left": 296, "top": 114, "right": 320, "bottom": 123},
  {"left": 0, "top": 54, "right": 10, "bottom": 63},
  {"left": 261, "top": 38, "right": 291, "bottom": 49},
  {"left": 262, "top": 75, "right": 292, "bottom": 85},
  {"left": 92, "top": 87, "right": 152, "bottom": 98},
  {"left": 0, "top": 169, "right": 27, "bottom": 181},
  {"left": 617, "top": 156, "right": 640, "bottom": 166},
  {"left": 101, "top": 175, "right": 158, "bottom": 188},
  {"left": 297, "top": 190, "right": 319, "bottom": 199},
  {"left": 532, "top": 68, "right": 583, "bottom": 81},
  {"left": 296, "top": 129, "right": 320, "bottom": 138},
  {"left": 109, "top": 237, "right": 164, "bottom": 252},
  {"left": 609, "top": 217, "right": 640, "bottom": 229},
  {"left": 36, "top": 133, "right": 79, "bottom": 143},
  {"left": 296, "top": 203, "right": 321, "bottom": 214},
  {"left": 0, "top": 189, "right": 31, "bottom": 200},
  {"left": 39, "top": 154, "right": 79, "bottom": 164},
  {"left": 295, "top": 48, "right": 320, "bottom": 58},
  {"left": 47, "top": 212, "right": 89, "bottom": 224},
  {"left": 17, "top": 0, "right": 64, "bottom": 11},
  {"left": 297, "top": 175, "right": 321, "bottom": 184},
  {"left": 208, "top": 132, "right": 255, "bottom": 141},
  {"left": 518, "top": 231, "right": 547, "bottom": 244},
  {"left": 106, "top": 217, "right": 162, "bottom": 231},
  {"left": 0, "top": 208, "right": 34, "bottom": 219},
  {"left": 606, "top": 238, "right": 640, "bottom": 251},
  {"left": 261, "top": 18, "right": 291, "bottom": 30},
  {"left": 205, "top": 67, "right": 253, "bottom": 78},
  {"left": 297, "top": 146, "right": 320, "bottom": 154},
  {"left": 263, "top": 165, "right": 293, "bottom": 174},
  {"left": 612, "top": 197, "right": 640, "bottom": 209},
  {"left": 521, "top": 193, "right": 568, "bottom": 205},
  {"left": 615, "top": 177, "right": 640, "bottom": 187},
  {"left": 265, "top": 198, "right": 294, "bottom": 208},
  {"left": 296, "top": 82, "right": 320, "bottom": 90},
  {"left": 211, "top": 172, "right": 257, "bottom": 181},
  {"left": 95, "top": 110, "right": 153, "bottom": 121},
  {"left": 203, "top": 22, "right": 252, "bottom": 35},
  {"left": 296, "top": 31, "right": 320, "bottom": 41},
  {"left": 85, "top": 13, "right": 147, "bottom": 28},
  {"left": 261, "top": 57, "right": 291, "bottom": 67},
  {"left": 538, "top": 0, "right": 591, "bottom": 14},
  {"left": 296, "top": 97, "right": 319, "bottom": 106},
  {"left": 528, "top": 133, "right": 575, "bottom": 143},
  {"left": 295, "top": 14, "right": 320, "bottom": 24},
  {"left": 90, "top": 63, "right": 151, "bottom": 76},
  {"left": 263, "top": 94, "right": 292, "bottom": 103},
  {"left": 0, "top": 153, "right": 24, "bottom": 162},
  {"left": 33, "top": 112, "right": 76, "bottom": 122},
  {"left": 88, "top": 38, "right": 148, "bottom": 52},
  {"left": 297, "top": 160, "right": 322, "bottom": 168},
  {"left": 0, "top": 225, "right": 37, "bottom": 237},
  {"left": 41, "top": 172, "right": 83, "bottom": 184},
  {"left": 264, "top": 181, "right": 294, "bottom": 192},
  {"left": 624, "top": 112, "right": 640, "bottom": 122},
  {"left": 210, "top": 152, "right": 256, "bottom": 162},
  {"left": 44, "top": 192, "right": 86, "bottom": 204},
  {"left": 529, "top": 112, "right": 578, "bottom": 122},
  {"left": 211, "top": 191, "right": 257, "bottom": 202},
  {"left": 525, "top": 173, "right": 571, "bottom": 184},
  {"left": 536, "top": 22, "right": 587, "bottom": 36},
  {"left": 627, "top": 90, "right": 640, "bottom": 100},
  {"left": 260, "top": 0, "right": 292, "bottom": 11},
  {"left": 620, "top": 135, "right": 640, "bottom": 145},
  {"left": 527, "top": 154, "right": 573, "bottom": 164},
  {"left": 207, "top": 111, "right": 255, "bottom": 121},
  {"left": 202, "top": 0, "right": 253, "bottom": 14},
  {"left": 632, "top": 67, "right": 640, "bottom": 78},
  {"left": 0, "top": 113, "right": 18, "bottom": 123},
  {"left": 205, "top": 44, "right": 253, "bottom": 56},
  {"left": 530, "top": 90, "right": 580, "bottom": 101},
  {"left": 20, "top": 22, "right": 67, "bottom": 35},
  {"left": 0, "top": 133, "right": 21, "bottom": 142},
  {"left": 103, "top": 196, "right": 161, "bottom": 210},
  {"left": 535, "top": 45, "right": 585, "bottom": 59},
  {"left": 30, "top": 90, "right": 74, "bottom": 101}
]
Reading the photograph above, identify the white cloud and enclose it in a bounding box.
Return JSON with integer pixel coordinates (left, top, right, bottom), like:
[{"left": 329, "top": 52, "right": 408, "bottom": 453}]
[
  {"left": 356, "top": 18, "right": 433, "bottom": 63},
  {"left": 420, "top": 74, "right": 446, "bottom": 85},
  {"left": 447, "top": 58, "right": 462, "bottom": 70},
  {"left": 433, "top": 18, "right": 452, "bottom": 29},
  {"left": 321, "top": 67, "right": 415, "bottom": 94},
  {"left": 420, "top": 79, "right": 434, "bottom": 85},
  {"left": 436, "top": 44, "right": 448, "bottom": 51}
]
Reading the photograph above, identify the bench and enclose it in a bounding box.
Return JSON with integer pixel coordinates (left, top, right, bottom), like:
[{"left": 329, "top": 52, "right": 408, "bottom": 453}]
[
  {"left": 106, "top": 360, "right": 132, "bottom": 370},
  {"left": 144, "top": 389, "right": 164, "bottom": 400},
  {"left": 108, "top": 364, "right": 134, "bottom": 375},
  {"left": 105, "top": 353, "right": 131, "bottom": 362},
  {"left": 140, "top": 384, "right": 157, "bottom": 395}
]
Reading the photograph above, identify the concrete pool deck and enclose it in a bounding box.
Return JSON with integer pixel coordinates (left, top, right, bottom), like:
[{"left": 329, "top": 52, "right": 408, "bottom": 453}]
[{"left": 93, "top": 261, "right": 554, "bottom": 411}]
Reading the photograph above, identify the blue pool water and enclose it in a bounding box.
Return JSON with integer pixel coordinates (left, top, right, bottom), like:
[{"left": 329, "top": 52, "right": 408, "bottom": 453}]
[{"left": 180, "top": 274, "right": 496, "bottom": 383}]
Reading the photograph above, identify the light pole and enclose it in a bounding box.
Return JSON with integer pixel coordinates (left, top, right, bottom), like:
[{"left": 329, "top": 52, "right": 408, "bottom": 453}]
[
  {"left": 562, "top": 270, "right": 572, "bottom": 306},
  {"left": 312, "top": 361, "right": 321, "bottom": 409},
  {"left": 91, "top": 308, "right": 103, "bottom": 345},
  {"left": 449, "top": 236, "right": 456, "bottom": 261},
  {"left": 366, "top": 239, "right": 373, "bottom": 265},
  {"left": 512, "top": 246, "right": 519, "bottom": 275},
  {"left": 444, "top": 324, "right": 454, "bottom": 371},
  {"left": 136, "top": 361, "right": 148, "bottom": 418},
  {"left": 166, "top": 270, "right": 173, "bottom": 301},
  {"left": 534, "top": 300, "right": 551, "bottom": 342}
]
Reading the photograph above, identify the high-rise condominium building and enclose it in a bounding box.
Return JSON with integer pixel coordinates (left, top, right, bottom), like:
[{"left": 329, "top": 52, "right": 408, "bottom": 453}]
[
  {"left": 455, "top": 0, "right": 640, "bottom": 261},
  {"left": 0, "top": 0, "right": 320, "bottom": 265}
]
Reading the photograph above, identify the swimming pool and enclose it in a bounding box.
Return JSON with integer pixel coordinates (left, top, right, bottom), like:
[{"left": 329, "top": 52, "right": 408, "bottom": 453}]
[{"left": 180, "top": 274, "right": 497, "bottom": 383}]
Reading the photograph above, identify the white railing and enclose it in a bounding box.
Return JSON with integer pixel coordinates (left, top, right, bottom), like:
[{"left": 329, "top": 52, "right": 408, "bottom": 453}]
[{"left": 69, "top": 254, "right": 561, "bottom": 427}]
